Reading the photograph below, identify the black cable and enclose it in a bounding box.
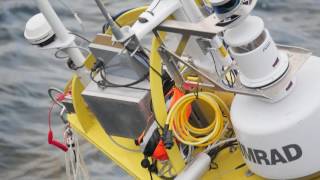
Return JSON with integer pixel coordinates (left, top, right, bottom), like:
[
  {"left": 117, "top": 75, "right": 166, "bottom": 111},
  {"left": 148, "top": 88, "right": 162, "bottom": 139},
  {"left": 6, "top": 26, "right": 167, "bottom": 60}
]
[
  {"left": 209, "top": 51, "right": 220, "bottom": 76},
  {"left": 89, "top": 56, "right": 148, "bottom": 88},
  {"left": 149, "top": 169, "right": 154, "bottom": 180},
  {"left": 73, "top": 149, "right": 77, "bottom": 164},
  {"left": 154, "top": 118, "right": 164, "bottom": 131},
  {"left": 54, "top": 46, "right": 90, "bottom": 71},
  {"left": 224, "top": 71, "right": 234, "bottom": 88},
  {"left": 235, "top": 163, "right": 246, "bottom": 170},
  {"left": 208, "top": 140, "right": 238, "bottom": 159},
  {"left": 143, "top": 57, "right": 164, "bottom": 79},
  {"left": 223, "top": 74, "right": 233, "bottom": 88},
  {"left": 208, "top": 141, "right": 238, "bottom": 170},
  {"left": 67, "top": 59, "right": 85, "bottom": 71},
  {"left": 99, "top": 64, "right": 149, "bottom": 88},
  {"left": 48, "top": 88, "right": 64, "bottom": 108},
  {"left": 69, "top": 32, "right": 91, "bottom": 43},
  {"left": 91, "top": 50, "right": 164, "bottom": 89},
  {"left": 136, "top": 51, "right": 163, "bottom": 79},
  {"left": 147, "top": 0, "right": 161, "bottom": 16}
]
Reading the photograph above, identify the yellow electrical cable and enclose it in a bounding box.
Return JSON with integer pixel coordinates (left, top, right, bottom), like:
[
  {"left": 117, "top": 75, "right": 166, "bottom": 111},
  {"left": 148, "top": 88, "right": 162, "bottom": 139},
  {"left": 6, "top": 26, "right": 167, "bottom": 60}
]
[{"left": 165, "top": 92, "right": 230, "bottom": 147}]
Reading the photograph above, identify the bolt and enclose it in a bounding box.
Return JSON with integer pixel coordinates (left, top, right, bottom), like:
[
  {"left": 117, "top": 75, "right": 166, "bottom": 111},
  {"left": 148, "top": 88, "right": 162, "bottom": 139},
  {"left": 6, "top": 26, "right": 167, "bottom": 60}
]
[{"left": 245, "top": 170, "right": 254, "bottom": 177}]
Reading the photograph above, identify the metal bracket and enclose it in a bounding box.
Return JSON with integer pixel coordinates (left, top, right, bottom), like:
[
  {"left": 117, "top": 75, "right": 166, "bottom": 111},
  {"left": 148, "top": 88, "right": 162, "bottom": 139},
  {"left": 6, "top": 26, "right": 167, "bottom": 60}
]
[
  {"left": 158, "top": 45, "right": 312, "bottom": 100},
  {"left": 158, "top": 46, "right": 185, "bottom": 88},
  {"left": 156, "top": 14, "right": 225, "bottom": 38}
]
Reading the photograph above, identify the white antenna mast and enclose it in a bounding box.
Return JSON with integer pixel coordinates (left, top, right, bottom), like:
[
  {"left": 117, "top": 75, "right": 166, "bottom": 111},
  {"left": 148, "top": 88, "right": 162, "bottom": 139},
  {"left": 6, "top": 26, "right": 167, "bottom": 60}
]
[{"left": 32, "top": 0, "right": 90, "bottom": 85}]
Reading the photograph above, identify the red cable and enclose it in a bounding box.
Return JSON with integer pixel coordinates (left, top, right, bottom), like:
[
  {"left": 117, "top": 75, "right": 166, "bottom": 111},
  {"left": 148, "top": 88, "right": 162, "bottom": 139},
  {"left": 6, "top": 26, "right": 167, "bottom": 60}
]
[{"left": 47, "top": 93, "right": 68, "bottom": 152}]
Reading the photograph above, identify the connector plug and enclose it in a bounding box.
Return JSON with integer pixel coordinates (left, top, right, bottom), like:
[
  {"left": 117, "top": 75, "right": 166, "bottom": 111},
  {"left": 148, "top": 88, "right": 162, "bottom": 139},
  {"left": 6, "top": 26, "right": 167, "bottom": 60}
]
[{"left": 162, "top": 124, "right": 174, "bottom": 149}]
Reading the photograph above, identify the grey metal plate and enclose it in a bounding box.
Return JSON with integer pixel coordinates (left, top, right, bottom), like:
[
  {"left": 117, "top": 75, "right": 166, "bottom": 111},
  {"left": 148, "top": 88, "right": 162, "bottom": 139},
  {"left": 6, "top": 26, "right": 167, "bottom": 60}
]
[{"left": 82, "top": 75, "right": 151, "bottom": 139}]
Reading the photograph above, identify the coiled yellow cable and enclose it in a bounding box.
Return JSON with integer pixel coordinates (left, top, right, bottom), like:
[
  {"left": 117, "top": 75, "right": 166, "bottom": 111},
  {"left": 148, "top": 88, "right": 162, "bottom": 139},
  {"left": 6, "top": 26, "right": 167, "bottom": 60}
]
[{"left": 165, "top": 92, "right": 230, "bottom": 147}]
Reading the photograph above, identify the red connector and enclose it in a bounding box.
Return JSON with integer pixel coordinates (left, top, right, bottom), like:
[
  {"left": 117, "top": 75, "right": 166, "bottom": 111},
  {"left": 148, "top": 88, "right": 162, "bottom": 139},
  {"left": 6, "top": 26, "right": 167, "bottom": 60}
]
[
  {"left": 48, "top": 130, "right": 68, "bottom": 152},
  {"left": 47, "top": 93, "right": 68, "bottom": 152}
]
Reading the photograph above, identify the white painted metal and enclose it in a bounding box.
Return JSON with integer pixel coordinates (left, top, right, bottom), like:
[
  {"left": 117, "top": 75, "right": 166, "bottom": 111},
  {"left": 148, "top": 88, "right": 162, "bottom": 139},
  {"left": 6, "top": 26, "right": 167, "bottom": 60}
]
[
  {"left": 224, "top": 16, "right": 264, "bottom": 47},
  {"left": 175, "top": 153, "right": 211, "bottom": 180},
  {"left": 178, "top": 0, "right": 204, "bottom": 23},
  {"left": 131, "top": 0, "right": 205, "bottom": 40},
  {"left": 231, "top": 56, "right": 320, "bottom": 179},
  {"left": 35, "top": 0, "right": 90, "bottom": 85},
  {"left": 131, "top": 0, "right": 182, "bottom": 40}
]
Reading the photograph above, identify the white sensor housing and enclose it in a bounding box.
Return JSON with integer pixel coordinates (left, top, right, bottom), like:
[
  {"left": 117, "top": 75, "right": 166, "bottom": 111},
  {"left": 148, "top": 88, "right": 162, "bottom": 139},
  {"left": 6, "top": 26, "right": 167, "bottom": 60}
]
[
  {"left": 24, "top": 13, "right": 55, "bottom": 45},
  {"left": 211, "top": 0, "right": 257, "bottom": 28},
  {"left": 224, "top": 16, "right": 289, "bottom": 88}
]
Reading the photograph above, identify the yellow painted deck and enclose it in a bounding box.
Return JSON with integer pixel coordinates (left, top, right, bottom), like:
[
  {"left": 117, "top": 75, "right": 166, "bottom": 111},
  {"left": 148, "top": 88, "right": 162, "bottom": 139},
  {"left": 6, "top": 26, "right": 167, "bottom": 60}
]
[{"left": 68, "top": 110, "right": 262, "bottom": 180}]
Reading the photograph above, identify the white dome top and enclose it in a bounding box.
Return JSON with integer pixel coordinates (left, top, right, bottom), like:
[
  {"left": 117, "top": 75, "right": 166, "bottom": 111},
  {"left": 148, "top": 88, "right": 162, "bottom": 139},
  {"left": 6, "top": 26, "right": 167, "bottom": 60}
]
[
  {"left": 24, "top": 13, "right": 54, "bottom": 44},
  {"left": 224, "top": 16, "right": 264, "bottom": 47}
]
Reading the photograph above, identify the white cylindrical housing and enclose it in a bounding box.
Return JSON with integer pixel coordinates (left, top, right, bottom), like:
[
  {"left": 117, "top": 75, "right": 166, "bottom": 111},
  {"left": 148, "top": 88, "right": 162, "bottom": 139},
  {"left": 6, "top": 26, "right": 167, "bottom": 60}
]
[
  {"left": 175, "top": 153, "right": 211, "bottom": 180},
  {"left": 224, "top": 16, "right": 289, "bottom": 88},
  {"left": 24, "top": 13, "right": 55, "bottom": 45},
  {"left": 231, "top": 56, "right": 320, "bottom": 179}
]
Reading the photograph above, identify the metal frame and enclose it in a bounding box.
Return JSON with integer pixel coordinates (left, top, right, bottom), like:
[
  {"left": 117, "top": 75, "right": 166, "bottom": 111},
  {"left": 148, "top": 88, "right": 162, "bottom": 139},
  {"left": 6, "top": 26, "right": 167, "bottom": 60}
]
[
  {"left": 157, "top": 45, "right": 312, "bottom": 100},
  {"left": 150, "top": 3, "right": 312, "bottom": 101},
  {"left": 156, "top": 14, "right": 225, "bottom": 38}
]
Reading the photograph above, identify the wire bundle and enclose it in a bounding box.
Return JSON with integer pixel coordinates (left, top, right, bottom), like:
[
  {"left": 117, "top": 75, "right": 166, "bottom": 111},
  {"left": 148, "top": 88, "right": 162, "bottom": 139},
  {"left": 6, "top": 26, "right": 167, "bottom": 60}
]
[
  {"left": 64, "top": 130, "right": 90, "bottom": 180},
  {"left": 165, "top": 92, "right": 230, "bottom": 147}
]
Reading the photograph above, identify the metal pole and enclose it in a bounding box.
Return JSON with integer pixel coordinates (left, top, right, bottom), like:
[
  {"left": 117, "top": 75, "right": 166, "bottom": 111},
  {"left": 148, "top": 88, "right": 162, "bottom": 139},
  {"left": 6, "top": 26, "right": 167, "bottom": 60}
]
[
  {"left": 35, "top": 0, "right": 90, "bottom": 85},
  {"left": 93, "top": 0, "right": 124, "bottom": 40}
]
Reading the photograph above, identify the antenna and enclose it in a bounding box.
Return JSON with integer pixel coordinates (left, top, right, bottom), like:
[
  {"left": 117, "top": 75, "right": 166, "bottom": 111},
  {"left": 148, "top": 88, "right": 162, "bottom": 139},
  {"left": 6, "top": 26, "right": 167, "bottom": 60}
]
[{"left": 93, "top": 0, "right": 125, "bottom": 40}]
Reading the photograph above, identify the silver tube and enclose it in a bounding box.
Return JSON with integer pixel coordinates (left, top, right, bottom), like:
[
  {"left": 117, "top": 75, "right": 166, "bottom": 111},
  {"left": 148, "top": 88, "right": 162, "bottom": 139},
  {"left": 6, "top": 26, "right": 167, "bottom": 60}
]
[
  {"left": 175, "top": 153, "right": 211, "bottom": 180},
  {"left": 93, "top": 0, "right": 124, "bottom": 40},
  {"left": 35, "top": 0, "right": 90, "bottom": 85}
]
